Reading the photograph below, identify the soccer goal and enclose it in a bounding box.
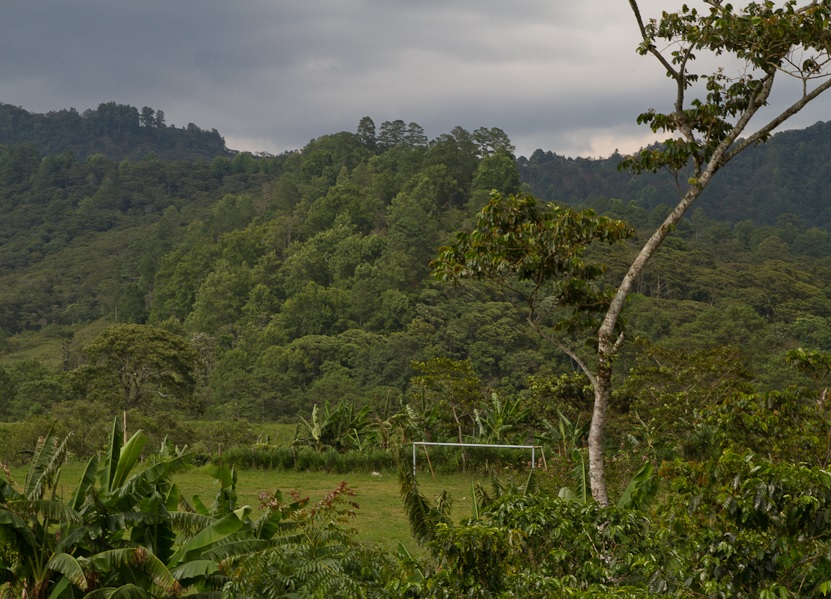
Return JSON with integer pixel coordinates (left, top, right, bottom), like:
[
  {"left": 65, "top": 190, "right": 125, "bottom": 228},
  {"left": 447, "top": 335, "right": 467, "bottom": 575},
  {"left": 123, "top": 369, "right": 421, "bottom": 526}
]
[{"left": 411, "top": 441, "right": 545, "bottom": 477}]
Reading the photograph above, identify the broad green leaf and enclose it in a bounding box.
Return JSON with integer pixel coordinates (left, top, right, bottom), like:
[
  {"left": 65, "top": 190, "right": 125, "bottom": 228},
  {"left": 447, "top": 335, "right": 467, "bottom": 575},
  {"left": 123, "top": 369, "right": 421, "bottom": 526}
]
[
  {"left": 0, "top": 508, "right": 37, "bottom": 547},
  {"left": 168, "top": 510, "right": 216, "bottom": 535},
  {"left": 168, "top": 511, "right": 246, "bottom": 566},
  {"left": 165, "top": 484, "right": 181, "bottom": 511},
  {"left": 618, "top": 461, "right": 656, "bottom": 510},
  {"left": 46, "top": 553, "right": 88, "bottom": 591},
  {"left": 253, "top": 509, "right": 285, "bottom": 541},
  {"left": 24, "top": 430, "right": 69, "bottom": 501},
  {"left": 103, "top": 416, "right": 123, "bottom": 493},
  {"left": 70, "top": 455, "right": 99, "bottom": 512},
  {"left": 111, "top": 431, "right": 148, "bottom": 491},
  {"left": 89, "top": 548, "right": 180, "bottom": 594},
  {"left": 46, "top": 576, "right": 75, "bottom": 599},
  {"left": 137, "top": 454, "right": 191, "bottom": 487},
  {"left": 85, "top": 584, "right": 151, "bottom": 599},
  {"left": 190, "top": 495, "right": 210, "bottom": 516},
  {"left": 199, "top": 538, "right": 270, "bottom": 561},
  {"left": 0, "top": 478, "right": 23, "bottom": 503},
  {"left": 170, "top": 559, "right": 218, "bottom": 581}
]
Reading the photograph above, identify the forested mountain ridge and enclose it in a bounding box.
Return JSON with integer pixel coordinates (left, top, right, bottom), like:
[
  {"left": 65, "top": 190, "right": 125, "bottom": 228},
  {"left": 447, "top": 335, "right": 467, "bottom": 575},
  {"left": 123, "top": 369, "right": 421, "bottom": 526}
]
[
  {"left": 0, "top": 107, "right": 829, "bottom": 431},
  {"left": 6, "top": 0, "right": 831, "bottom": 591},
  {"left": 521, "top": 120, "right": 831, "bottom": 228},
  {"left": 0, "top": 140, "right": 288, "bottom": 336},
  {"left": 5, "top": 100, "right": 831, "bottom": 227},
  {"left": 0, "top": 101, "right": 231, "bottom": 161}
]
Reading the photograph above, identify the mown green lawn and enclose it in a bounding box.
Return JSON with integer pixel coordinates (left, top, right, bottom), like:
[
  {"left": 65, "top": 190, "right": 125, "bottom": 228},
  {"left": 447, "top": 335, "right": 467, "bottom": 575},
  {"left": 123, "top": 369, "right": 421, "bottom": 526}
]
[
  {"left": 184, "top": 467, "right": 483, "bottom": 552},
  {"left": 3, "top": 420, "right": 547, "bottom": 552}
]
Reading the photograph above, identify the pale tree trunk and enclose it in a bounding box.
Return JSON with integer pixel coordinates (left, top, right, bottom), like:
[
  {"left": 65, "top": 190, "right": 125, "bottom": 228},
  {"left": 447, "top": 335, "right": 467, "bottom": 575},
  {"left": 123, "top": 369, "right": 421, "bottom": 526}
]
[
  {"left": 590, "top": 159, "right": 723, "bottom": 503},
  {"left": 589, "top": 181, "right": 710, "bottom": 504},
  {"left": 584, "top": 0, "right": 831, "bottom": 506}
]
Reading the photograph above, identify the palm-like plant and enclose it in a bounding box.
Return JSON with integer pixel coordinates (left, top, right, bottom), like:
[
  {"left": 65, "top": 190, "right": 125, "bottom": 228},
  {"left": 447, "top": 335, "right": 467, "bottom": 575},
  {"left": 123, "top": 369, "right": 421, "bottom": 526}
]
[
  {"left": 3, "top": 418, "right": 284, "bottom": 599},
  {"left": 533, "top": 410, "right": 589, "bottom": 458},
  {"left": 293, "top": 400, "right": 374, "bottom": 452},
  {"left": 0, "top": 430, "right": 81, "bottom": 599},
  {"left": 473, "top": 393, "right": 530, "bottom": 444}
]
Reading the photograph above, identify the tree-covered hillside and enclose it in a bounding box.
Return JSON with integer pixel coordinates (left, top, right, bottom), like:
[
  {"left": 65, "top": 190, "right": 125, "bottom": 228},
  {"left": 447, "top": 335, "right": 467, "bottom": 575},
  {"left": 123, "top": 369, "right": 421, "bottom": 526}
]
[
  {"left": 522, "top": 120, "right": 831, "bottom": 228},
  {"left": 0, "top": 106, "right": 828, "bottom": 431},
  {"left": 0, "top": 102, "right": 230, "bottom": 161},
  {"left": 0, "top": 142, "right": 287, "bottom": 334}
]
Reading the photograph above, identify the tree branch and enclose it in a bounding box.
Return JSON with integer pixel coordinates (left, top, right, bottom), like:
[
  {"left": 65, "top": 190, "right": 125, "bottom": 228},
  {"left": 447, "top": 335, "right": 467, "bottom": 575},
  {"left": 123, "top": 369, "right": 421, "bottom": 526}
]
[
  {"left": 529, "top": 317, "right": 597, "bottom": 388},
  {"left": 725, "top": 74, "right": 831, "bottom": 162},
  {"left": 628, "top": 0, "right": 681, "bottom": 81}
]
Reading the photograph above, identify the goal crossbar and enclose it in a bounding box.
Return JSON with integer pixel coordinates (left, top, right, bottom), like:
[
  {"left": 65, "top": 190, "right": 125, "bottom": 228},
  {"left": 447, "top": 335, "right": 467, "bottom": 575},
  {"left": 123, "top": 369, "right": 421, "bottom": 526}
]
[{"left": 411, "top": 441, "right": 542, "bottom": 477}]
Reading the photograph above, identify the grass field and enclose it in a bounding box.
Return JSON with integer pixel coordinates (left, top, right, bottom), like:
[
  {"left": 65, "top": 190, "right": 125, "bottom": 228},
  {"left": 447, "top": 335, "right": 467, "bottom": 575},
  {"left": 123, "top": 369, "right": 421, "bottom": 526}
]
[{"left": 7, "top": 460, "right": 504, "bottom": 553}]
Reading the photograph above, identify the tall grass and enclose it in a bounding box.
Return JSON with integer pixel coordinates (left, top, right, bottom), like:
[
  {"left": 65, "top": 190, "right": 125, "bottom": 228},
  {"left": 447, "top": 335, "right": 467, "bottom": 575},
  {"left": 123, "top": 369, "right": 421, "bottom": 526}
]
[
  {"left": 217, "top": 443, "right": 536, "bottom": 474},
  {"left": 217, "top": 446, "right": 398, "bottom": 472}
]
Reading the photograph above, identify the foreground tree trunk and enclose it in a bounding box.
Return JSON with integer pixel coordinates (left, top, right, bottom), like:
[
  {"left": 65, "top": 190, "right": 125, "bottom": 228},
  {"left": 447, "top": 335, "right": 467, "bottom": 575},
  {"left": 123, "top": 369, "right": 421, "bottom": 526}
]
[
  {"left": 586, "top": 0, "right": 831, "bottom": 505},
  {"left": 434, "top": 0, "right": 831, "bottom": 507}
]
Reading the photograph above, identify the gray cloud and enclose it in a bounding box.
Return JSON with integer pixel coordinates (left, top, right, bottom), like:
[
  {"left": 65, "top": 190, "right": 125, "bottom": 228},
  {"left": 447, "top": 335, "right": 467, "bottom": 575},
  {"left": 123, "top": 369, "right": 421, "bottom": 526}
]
[{"left": 1, "top": 1, "right": 828, "bottom": 159}]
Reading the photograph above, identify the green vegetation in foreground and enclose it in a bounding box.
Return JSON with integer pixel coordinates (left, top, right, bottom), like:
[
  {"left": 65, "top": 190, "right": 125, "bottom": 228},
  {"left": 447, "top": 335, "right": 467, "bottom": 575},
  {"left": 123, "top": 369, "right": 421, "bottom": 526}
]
[
  {"left": 7, "top": 459, "right": 482, "bottom": 552},
  {"left": 6, "top": 381, "right": 831, "bottom": 597}
]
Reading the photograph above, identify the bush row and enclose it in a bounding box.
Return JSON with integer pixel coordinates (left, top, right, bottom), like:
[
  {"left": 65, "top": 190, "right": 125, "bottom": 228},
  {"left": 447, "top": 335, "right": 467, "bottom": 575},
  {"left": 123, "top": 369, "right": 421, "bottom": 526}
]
[{"left": 215, "top": 444, "right": 538, "bottom": 473}]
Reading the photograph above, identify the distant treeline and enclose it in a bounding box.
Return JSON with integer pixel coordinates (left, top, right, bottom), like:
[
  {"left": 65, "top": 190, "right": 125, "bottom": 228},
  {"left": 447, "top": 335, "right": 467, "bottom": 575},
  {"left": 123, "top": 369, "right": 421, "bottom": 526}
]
[
  {"left": 0, "top": 101, "right": 230, "bottom": 161},
  {"left": 521, "top": 120, "right": 831, "bottom": 228}
]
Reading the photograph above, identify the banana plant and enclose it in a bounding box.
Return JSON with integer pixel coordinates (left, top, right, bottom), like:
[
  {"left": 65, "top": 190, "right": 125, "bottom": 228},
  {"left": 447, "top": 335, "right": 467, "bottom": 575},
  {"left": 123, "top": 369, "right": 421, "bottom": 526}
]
[
  {"left": 3, "top": 418, "right": 290, "bottom": 598},
  {"left": 533, "top": 410, "right": 589, "bottom": 458},
  {"left": 293, "top": 400, "right": 374, "bottom": 452},
  {"left": 473, "top": 393, "right": 530, "bottom": 444},
  {"left": 557, "top": 449, "right": 590, "bottom": 504},
  {"left": 37, "top": 417, "right": 190, "bottom": 598},
  {"left": 0, "top": 430, "right": 81, "bottom": 599}
]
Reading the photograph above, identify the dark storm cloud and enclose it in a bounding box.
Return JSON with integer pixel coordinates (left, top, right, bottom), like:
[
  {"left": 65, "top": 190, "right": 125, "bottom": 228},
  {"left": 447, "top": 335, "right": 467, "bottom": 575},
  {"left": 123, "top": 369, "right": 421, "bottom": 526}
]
[{"left": 1, "top": 1, "right": 828, "bottom": 159}]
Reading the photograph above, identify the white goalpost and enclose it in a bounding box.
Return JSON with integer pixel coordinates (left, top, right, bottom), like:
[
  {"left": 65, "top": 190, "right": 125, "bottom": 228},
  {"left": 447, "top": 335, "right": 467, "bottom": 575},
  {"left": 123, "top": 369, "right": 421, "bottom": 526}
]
[{"left": 411, "top": 441, "right": 545, "bottom": 477}]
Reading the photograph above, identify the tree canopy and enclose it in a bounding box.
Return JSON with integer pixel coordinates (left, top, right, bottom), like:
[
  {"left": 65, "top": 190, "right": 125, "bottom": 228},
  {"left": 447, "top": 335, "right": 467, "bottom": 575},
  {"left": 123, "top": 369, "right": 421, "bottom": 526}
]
[{"left": 83, "top": 324, "right": 197, "bottom": 412}]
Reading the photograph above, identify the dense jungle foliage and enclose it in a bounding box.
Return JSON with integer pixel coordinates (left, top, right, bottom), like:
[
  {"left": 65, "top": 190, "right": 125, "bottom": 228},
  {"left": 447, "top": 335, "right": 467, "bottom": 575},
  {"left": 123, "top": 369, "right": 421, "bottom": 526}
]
[
  {"left": 2, "top": 104, "right": 831, "bottom": 597},
  {"left": 1, "top": 106, "right": 829, "bottom": 429}
]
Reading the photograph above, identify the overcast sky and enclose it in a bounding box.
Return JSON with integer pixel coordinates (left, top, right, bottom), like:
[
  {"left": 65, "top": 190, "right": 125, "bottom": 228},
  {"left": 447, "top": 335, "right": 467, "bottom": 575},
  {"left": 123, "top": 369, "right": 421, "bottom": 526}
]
[{"left": 2, "top": 1, "right": 829, "bottom": 159}]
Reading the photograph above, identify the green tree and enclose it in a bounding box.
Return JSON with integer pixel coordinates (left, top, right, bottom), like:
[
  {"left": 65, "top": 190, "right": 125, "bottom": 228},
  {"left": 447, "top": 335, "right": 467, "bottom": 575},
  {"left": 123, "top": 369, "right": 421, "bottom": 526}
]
[
  {"left": 423, "top": 127, "right": 479, "bottom": 209},
  {"left": 404, "top": 121, "right": 428, "bottom": 148},
  {"left": 356, "top": 116, "right": 377, "bottom": 150},
  {"left": 377, "top": 119, "right": 407, "bottom": 149},
  {"left": 272, "top": 283, "right": 350, "bottom": 341},
  {"left": 472, "top": 126, "right": 515, "bottom": 157},
  {"left": 433, "top": 191, "right": 634, "bottom": 396},
  {"left": 83, "top": 324, "right": 197, "bottom": 413},
  {"left": 439, "top": 0, "right": 831, "bottom": 506},
  {"left": 185, "top": 259, "right": 252, "bottom": 336},
  {"left": 150, "top": 230, "right": 221, "bottom": 323},
  {"left": 0, "top": 360, "right": 67, "bottom": 421},
  {"left": 470, "top": 150, "right": 521, "bottom": 199},
  {"left": 139, "top": 106, "right": 156, "bottom": 128},
  {"left": 574, "top": 0, "right": 831, "bottom": 504},
  {"left": 409, "top": 357, "right": 484, "bottom": 443}
]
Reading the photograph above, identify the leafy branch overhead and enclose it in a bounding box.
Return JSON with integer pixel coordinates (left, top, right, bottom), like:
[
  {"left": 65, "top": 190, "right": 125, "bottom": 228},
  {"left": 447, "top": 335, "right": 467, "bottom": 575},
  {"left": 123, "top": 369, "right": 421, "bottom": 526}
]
[
  {"left": 432, "top": 192, "right": 634, "bottom": 336},
  {"left": 622, "top": 0, "right": 831, "bottom": 176}
]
